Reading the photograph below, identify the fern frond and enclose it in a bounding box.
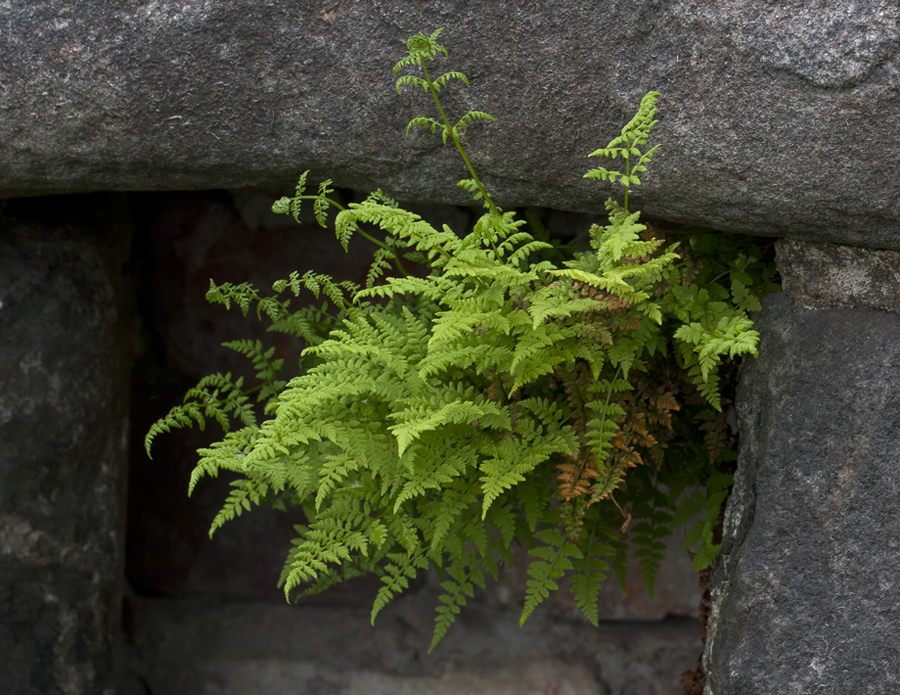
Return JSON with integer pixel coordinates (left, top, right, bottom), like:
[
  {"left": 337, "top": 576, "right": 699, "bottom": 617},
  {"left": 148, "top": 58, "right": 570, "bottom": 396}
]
[
  {"left": 395, "top": 74, "right": 430, "bottom": 95},
  {"left": 406, "top": 116, "right": 444, "bottom": 136},
  {"left": 146, "top": 371, "right": 259, "bottom": 457},
  {"left": 314, "top": 453, "right": 361, "bottom": 511},
  {"left": 457, "top": 178, "right": 484, "bottom": 203},
  {"left": 271, "top": 170, "right": 310, "bottom": 222},
  {"left": 520, "top": 527, "right": 582, "bottom": 626},
  {"left": 335, "top": 203, "right": 457, "bottom": 266},
  {"left": 428, "top": 487, "right": 477, "bottom": 551},
  {"left": 479, "top": 437, "right": 561, "bottom": 519},
  {"left": 430, "top": 571, "right": 475, "bottom": 652},
  {"left": 393, "top": 29, "right": 448, "bottom": 77},
  {"left": 222, "top": 339, "right": 284, "bottom": 384},
  {"left": 393, "top": 442, "right": 477, "bottom": 512},
  {"left": 620, "top": 91, "right": 661, "bottom": 140},
  {"left": 314, "top": 179, "right": 334, "bottom": 227},
  {"left": 569, "top": 534, "right": 614, "bottom": 626},
  {"left": 145, "top": 401, "right": 207, "bottom": 458},
  {"left": 189, "top": 426, "right": 260, "bottom": 494},
  {"left": 364, "top": 189, "right": 399, "bottom": 208},
  {"left": 209, "top": 478, "right": 270, "bottom": 536},
  {"left": 454, "top": 110, "right": 496, "bottom": 133},
  {"left": 388, "top": 398, "right": 502, "bottom": 457},
  {"left": 432, "top": 70, "right": 469, "bottom": 90},
  {"left": 370, "top": 551, "right": 429, "bottom": 623}
]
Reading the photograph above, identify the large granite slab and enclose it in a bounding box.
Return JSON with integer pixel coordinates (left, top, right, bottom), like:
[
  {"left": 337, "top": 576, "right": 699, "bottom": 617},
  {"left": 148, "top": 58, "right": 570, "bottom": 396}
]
[
  {"left": 2, "top": 1, "right": 899, "bottom": 249},
  {"left": 703, "top": 240, "right": 900, "bottom": 693}
]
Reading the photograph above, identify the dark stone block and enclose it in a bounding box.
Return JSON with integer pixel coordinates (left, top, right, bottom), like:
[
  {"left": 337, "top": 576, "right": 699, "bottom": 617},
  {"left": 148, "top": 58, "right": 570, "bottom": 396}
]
[
  {"left": 704, "top": 291, "right": 900, "bottom": 693},
  {"left": 0, "top": 196, "right": 136, "bottom": 695}
]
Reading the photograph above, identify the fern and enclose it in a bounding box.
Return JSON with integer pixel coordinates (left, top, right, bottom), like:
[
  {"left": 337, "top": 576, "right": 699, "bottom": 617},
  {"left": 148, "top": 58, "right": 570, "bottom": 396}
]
[
  {"left": 520, "top": 527, "right": 582, "bottom": 626},
  {"left": 210, "top": 477, "right": 270, "bottom": 536},
  {"left": 628, "top": 480, "right": 673, "bottom": 598},
  {"left": 569, "top": 530, "right": 616, "bottom": 627},
  {"left": 146, "top": 28, "right": 779, "bottom": 650},
  {"left": 585, "top": 91, "right": 661, "bottom": 214}
]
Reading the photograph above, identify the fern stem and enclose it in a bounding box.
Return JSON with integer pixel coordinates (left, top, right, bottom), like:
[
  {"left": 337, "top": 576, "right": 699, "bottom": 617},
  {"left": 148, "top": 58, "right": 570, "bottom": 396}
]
[
  {"left": 419, "top": 59, "right": 500, "bottom": 217},
  {"left": 297, "top": 194, "right": 411, "bottom": 277},
  {"left": 622, "top": 139, "right": 632, "bottom": 215},
  {"left": 296, "top": 194, "right": 348, "bottom": 214}
]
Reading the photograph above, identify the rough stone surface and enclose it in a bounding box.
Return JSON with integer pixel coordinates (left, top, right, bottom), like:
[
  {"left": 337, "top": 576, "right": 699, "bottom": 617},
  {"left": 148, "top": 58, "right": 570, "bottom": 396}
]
[
  {"left": 0, "top": 196, "right": 137, "bottom": 694},
  {"left": 3, "top": 2, "right": 900, "bottom": 249},
  {"left": 777, "top": 238, "right": 900, "bottom": 313},
  {"left": 122, "top": 592, "right": 700, "bottom": 695},
  {"left": 703, "top": 288, "right": 900, "bottom": 693}
]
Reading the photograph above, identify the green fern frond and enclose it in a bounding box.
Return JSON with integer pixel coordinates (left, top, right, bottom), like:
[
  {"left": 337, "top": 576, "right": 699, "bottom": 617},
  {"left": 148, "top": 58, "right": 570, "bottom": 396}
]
[
  {"left": 364, "top": 189, "right": 400, "bottom": 208},
  {"left": 314, "top": 179, "right": 335, "bottom": 227},
  {"left": 271, "top": 170, "right": 310, "bottom": 222},
  {"left": 520, "top": 527, "right": 582, "bottom": 626},
  {"left": 478, "top": 453, "right": 534, "bottom": 519},
  {"left": 393, "top": 29, "right": 448, "bottom": 77},
  {"left": 432, "top": 70, "right": 469, "bottom": 90},
  {"left": 455, "top": 110, "right": 496, "bottom": 133},
  {"left": 370, "top": 551, "right": 429, "bottom": 623},
  {"left": 406, "top": 116, "right": 444, "bottom": 136},
  {"left": 395, "top": 74, "right": 431, "bottom": 95},
  {"left": 222, "top": 339, "right": 284, "bottom": 382},
  {"left": 189, "top": 426, "right": 259, "bottom": 494},
  {"left": 144, "top": 401, "right": 207, "bottom": 458},
  {"left": 430, "top": 569, "right": 475, "bottom": 652},
  {"left": 569, "top": 534, "right": 614, "bottom": 626},
  {"left": 388, "top": 398, "right": 500, "bottom": 457},
  {"left": 210, "top": 478, "right": 270, "bottom": 536},
  {"left": 457, "top": 178, "right": 484, "bottom": 203},
  {"left": 146, "top": 371, "right": 260, "bottom": 458}
]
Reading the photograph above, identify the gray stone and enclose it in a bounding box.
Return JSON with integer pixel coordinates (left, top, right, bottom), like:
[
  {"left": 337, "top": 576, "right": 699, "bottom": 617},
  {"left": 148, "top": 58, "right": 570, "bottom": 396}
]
[
  {"left": 703, "top": 286, "right": 900, "bottom": 693},
  {"left": 2, "top": 2, "right": 900, "bottom": 249},
  {"left": 776, "top": 238, "right": 900, "bottom": 313},
  {"left": 0, "top": 196, "right": 136, "bottom": 694},
  {"left": 123, "top": 592, "right": 700, "bottom": 695}
]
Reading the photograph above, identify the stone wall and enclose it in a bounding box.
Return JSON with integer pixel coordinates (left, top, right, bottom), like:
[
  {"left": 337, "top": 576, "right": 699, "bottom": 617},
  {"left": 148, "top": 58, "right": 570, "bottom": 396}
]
[{"left": 2, "top": 2, "right": 900, "bottom": 693}]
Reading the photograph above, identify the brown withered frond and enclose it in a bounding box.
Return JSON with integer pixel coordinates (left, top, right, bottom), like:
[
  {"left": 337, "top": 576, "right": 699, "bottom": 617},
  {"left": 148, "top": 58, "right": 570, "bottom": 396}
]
[{"left": 557, "top": 454, "right": 600, "bottom": 502}]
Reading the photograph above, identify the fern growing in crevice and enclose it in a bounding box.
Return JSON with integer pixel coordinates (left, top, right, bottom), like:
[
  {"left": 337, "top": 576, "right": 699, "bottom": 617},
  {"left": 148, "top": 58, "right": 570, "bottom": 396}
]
[{"left": 147, "top": 28, "right": 779, "bottom": 650}]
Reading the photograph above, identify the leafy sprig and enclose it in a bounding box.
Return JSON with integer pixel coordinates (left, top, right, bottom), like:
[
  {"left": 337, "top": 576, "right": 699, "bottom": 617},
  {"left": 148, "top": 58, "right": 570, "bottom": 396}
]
[
  {"left": 395, "top": 29, "right": 499, "bottom": 215},
  {"left": 584, "top": 91, "right": 661, "bottom": 214}
]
